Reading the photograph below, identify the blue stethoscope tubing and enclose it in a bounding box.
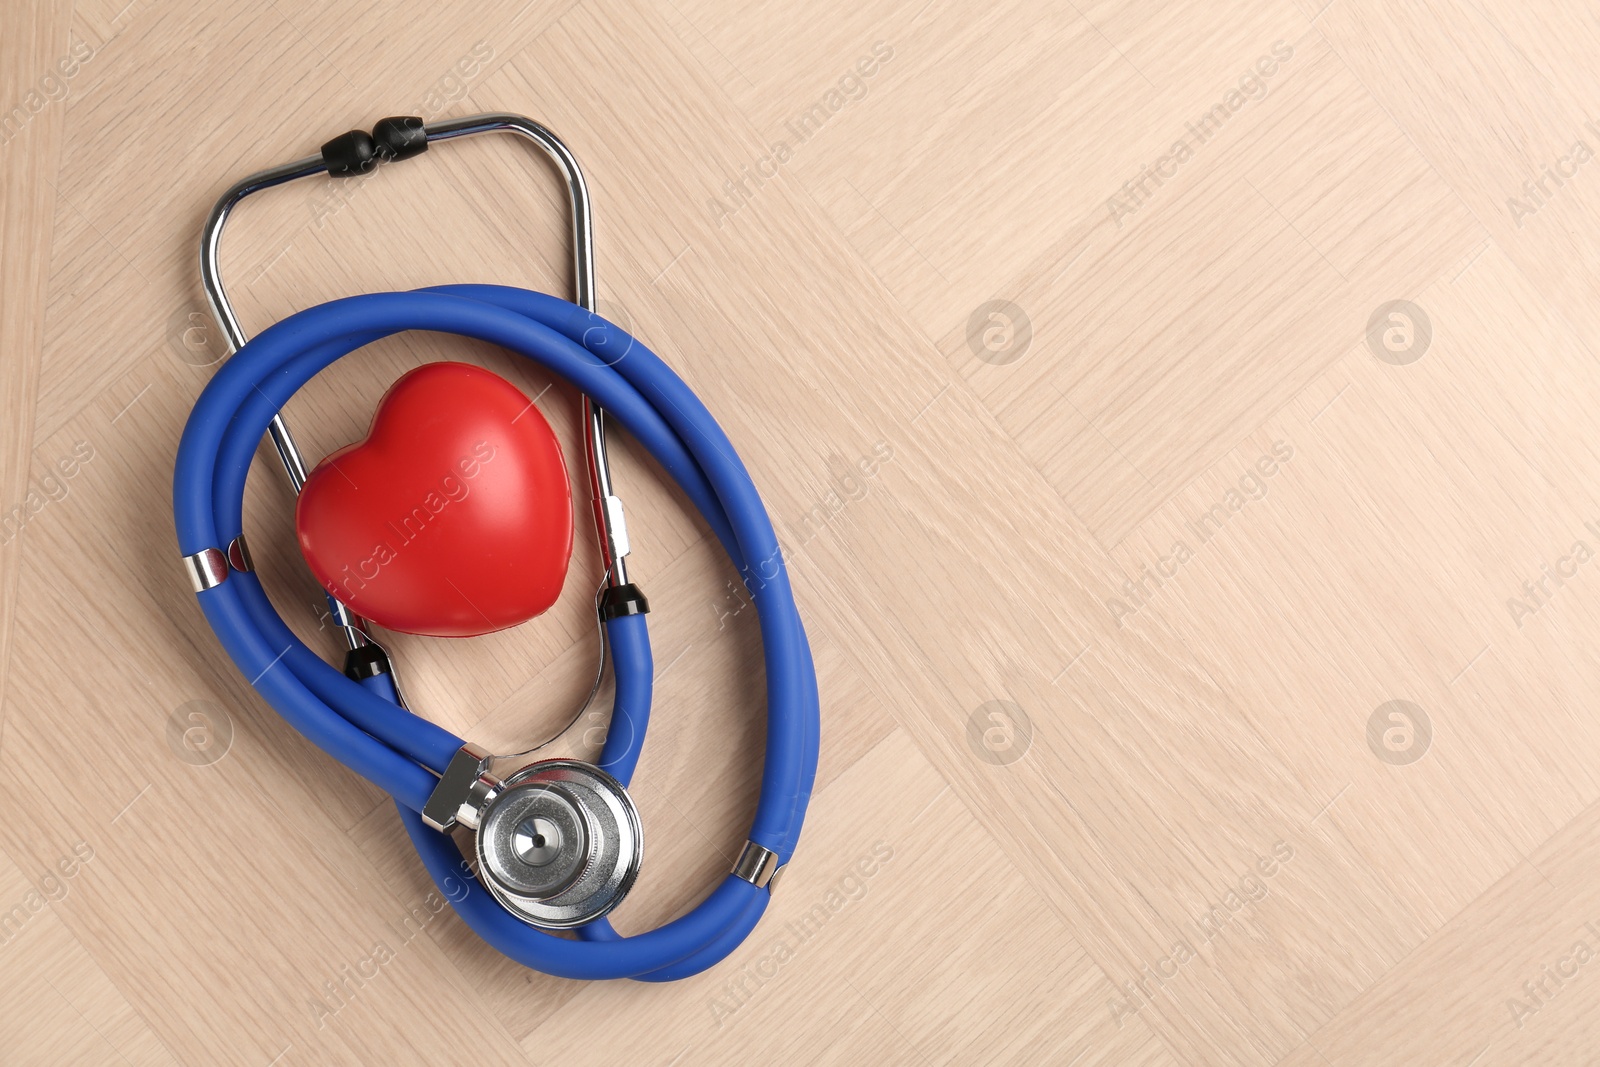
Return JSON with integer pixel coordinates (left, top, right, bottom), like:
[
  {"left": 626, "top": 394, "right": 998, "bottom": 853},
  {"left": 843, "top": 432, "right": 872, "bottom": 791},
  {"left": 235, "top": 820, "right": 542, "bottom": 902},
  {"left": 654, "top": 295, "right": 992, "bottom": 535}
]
[{"left": 172, "top": 283, "right": 820, "bottom": 981}]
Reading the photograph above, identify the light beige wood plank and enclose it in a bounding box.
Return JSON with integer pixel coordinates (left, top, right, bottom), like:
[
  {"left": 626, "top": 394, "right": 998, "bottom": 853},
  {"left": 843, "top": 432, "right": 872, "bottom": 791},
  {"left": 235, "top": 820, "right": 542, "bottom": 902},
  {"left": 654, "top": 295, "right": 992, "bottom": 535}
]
[
  {"left": 0, "top": 845, "right": 179, "bottom": 1066},
  {"left": 0, "top": 0, "right": 73, "bottom": 751}
]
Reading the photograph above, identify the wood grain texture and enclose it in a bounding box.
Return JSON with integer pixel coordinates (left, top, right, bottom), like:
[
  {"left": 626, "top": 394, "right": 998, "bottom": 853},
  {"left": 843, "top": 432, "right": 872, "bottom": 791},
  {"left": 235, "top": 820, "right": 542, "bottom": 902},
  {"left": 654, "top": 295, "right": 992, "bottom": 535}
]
[{"left": 2, "top": 0, "right": 1597, "bottom": 1063}]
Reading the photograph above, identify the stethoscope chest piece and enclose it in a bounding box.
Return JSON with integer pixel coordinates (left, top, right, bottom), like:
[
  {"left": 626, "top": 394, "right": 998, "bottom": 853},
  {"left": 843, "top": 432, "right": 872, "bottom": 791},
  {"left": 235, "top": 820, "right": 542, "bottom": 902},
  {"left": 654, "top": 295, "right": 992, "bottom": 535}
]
[{"left": 475, "top": 759, "right": 642, "bottom": 929}]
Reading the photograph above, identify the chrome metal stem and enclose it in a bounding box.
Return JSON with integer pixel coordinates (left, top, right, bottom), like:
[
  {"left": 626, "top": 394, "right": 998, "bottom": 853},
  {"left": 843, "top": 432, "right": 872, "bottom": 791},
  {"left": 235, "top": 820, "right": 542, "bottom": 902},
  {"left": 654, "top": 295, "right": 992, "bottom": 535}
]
[
  {"left": 197, "top": 112, "right": 633, "bottom": 667},
  {"left": 200, "top": 150, "right": 368, "bottom": 649},
  {"left": 408, "top": 113, "right": 631, "bottom": 588}
]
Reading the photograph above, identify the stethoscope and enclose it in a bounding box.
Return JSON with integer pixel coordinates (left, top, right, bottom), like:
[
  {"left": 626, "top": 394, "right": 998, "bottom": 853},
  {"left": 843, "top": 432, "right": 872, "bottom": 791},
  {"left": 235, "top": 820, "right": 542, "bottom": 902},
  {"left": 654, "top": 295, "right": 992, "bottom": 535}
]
[{"left": 173, "top": 113, "right": 819, "bottom": 981}]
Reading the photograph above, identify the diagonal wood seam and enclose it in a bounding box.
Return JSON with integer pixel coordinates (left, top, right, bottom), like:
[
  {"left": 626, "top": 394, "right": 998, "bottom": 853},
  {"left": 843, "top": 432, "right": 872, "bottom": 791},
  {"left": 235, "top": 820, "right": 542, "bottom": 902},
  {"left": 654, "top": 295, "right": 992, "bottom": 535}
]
[{"left": 639, "top": 8, "right": 1561, "bottom": 1067}]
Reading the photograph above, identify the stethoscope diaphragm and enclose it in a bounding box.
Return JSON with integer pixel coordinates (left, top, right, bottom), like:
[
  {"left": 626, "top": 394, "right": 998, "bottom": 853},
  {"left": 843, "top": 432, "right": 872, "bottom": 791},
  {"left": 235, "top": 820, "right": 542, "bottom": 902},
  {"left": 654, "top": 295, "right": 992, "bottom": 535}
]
[{"left": 474, "top": 759, "right": 643, "bottom": 929}]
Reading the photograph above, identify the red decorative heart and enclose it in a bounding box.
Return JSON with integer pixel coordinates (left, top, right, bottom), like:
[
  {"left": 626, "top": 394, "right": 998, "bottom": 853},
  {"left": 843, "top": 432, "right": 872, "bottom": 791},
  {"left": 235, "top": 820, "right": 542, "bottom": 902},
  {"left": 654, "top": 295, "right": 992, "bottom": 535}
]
[{"left": 295, "top": 362, "right": 573, "bottom": 638}]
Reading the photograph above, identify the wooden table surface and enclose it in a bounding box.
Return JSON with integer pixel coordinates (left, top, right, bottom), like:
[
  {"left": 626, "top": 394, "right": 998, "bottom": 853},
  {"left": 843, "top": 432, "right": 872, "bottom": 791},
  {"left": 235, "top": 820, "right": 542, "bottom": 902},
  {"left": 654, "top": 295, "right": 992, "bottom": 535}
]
[{"left": 4, "top": 1, "right": 1600, "bottom": 1064}]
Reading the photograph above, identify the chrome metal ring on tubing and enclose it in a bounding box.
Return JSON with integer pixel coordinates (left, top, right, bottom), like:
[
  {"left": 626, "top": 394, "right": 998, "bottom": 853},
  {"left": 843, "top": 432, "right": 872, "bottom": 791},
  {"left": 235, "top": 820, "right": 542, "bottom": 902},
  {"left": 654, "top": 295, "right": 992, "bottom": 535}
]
[{"left": 175, "top": 114, "right": 820, "bottom": 981}]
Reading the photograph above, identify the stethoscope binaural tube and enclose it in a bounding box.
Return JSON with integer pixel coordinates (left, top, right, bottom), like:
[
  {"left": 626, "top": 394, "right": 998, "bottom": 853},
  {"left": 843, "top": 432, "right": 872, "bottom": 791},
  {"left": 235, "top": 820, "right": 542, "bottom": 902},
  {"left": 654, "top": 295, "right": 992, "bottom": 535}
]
[{"left": 173, "top": 285, "right": 819, "bottom": 980}]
